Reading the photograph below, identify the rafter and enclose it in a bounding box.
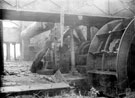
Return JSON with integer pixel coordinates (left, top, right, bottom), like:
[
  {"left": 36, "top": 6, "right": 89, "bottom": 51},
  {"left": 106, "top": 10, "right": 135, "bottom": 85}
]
[
  {"left": 21, "top": 0, "right": 37, "bottom": 8},
  {"left": 2, "top": 0, "right": 16, "bottom": 7}
]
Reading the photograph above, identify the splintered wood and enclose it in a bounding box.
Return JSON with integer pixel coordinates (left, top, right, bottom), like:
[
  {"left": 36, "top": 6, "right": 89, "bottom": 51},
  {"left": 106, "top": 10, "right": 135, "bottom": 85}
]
[
  {"left": 1, "top": 61, "right": 71, "bottom": 93},
  {"left": 1, "top": 82, "right": 70, "bottom": 93},
  {"left": 1, "top": 61, "right": 86, "bottom": 94}
]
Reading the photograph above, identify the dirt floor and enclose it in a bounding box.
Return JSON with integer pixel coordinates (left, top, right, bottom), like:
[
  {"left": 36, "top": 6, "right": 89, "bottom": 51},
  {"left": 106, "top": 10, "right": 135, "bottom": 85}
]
[
  {"left": 1, "top": 61, "right": 90, "bottom": 98},
  {"left": 3, "top": 61, "right": 53, "bottom": 86},
  {"left": 2, "top": 61, "right": 85, "bottom": 87},
  {"left": 2, "top": 61, "right": 133, "bottom": 97}
]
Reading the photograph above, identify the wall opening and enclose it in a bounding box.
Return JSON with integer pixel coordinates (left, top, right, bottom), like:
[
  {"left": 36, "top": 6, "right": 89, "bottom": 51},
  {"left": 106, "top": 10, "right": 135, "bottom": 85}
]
[{"left": 3, "top": 43, "right": 21, "bottom": 61}]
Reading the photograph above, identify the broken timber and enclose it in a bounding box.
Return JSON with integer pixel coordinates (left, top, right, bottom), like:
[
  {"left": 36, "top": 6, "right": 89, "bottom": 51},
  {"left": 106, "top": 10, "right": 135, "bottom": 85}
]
[{"left": 0, "top": 82, "right": 70, "bottom": 93}]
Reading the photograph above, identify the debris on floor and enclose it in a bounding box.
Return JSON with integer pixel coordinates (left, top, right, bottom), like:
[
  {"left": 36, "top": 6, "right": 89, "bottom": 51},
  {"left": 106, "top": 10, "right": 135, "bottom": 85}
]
[{"left": 1, "top": 61, "right": 89, "bottom": 98}]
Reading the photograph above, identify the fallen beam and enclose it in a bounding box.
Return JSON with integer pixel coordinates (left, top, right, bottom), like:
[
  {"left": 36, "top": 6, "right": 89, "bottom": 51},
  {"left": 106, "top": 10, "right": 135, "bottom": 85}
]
[{"left": 0, "top": 82, "right": 70, "bottom": 93}]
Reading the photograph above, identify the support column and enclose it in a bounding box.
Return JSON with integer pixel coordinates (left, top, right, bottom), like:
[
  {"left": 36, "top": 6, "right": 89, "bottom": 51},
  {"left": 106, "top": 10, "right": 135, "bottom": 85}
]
[
  {"left": 3, "top": 43, "right": 7, "bottom": 61},
  {"left": 14, "top": 43, "right": 16, "bottom": 60},
  {"left": 54, "top": 42, "right": 60, "bottom": 68},
  {"left": 60, "top": 7, "right": 64, "bottom": 47},
  {"left": 0, "top": 20, "right": 4, "bottom": 75},
  {"left": 19, "top": 43, "right": 22, "bottom": 60},
  {"left": 7, "top": 42, "right": 10, "bottom": 61},
  {"left": 70, "top": 29, "right": 78, "bottom": 75},
  {"left": 87, "top": 25, "right": 91, "bottom": 41}
]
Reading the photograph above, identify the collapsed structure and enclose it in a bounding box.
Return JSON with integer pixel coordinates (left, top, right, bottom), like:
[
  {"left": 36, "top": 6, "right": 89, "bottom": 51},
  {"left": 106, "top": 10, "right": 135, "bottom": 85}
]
[
  {"left": 1, "top": 0, "right": 135, "bottom": 97},
  {"left": 20, "top": 17, "right": 135, "bottom": 95}
]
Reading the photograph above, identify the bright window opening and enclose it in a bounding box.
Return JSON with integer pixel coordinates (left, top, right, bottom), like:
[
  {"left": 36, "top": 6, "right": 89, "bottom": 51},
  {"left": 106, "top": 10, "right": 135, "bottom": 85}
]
[
  {"left": 10, "top": 43, "right": 15, "bottom": 61},
  {"left": 15, "top": 43, "right": 21, "bottom": 59},
  {"left": 3, "top": 43, "right": 7, "bottom": 61}
]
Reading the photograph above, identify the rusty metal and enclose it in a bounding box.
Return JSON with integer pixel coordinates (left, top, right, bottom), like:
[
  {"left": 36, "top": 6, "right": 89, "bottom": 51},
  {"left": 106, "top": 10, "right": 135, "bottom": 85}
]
[
  {"left": 117, "top": 19, "right": 135, "bottom": 89},
  {"left": 86, "top": 18, "right": 135, "bottom": 94}
]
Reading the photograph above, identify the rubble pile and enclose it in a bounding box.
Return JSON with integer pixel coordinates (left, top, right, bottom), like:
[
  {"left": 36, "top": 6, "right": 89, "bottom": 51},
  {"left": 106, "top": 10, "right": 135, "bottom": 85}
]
[
  {"left": 2, "top": 61, "right": 104, "bottom": 98},
  {"left": 2, "top": 61, "right": 57, "bottom": 87}
]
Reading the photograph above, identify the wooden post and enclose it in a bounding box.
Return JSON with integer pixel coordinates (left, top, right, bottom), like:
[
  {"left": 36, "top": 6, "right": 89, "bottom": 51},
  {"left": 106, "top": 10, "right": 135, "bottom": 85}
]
[
  {"left": 54, "top": 41, "right": 57, "bottom": 67},
  {"left": 14, "top": 43, "right": 16, "bottom": 60},
  {"left": 7, "top": 42, "right": 10, "bottom": 61},
  {"left": 20, "top": 21, "right": 23, "bottom": 61},
  {"left": 87, "top": 25, "right": 91, "bottom": 41},
  {"left": 3, "top": 43, "right": 6, "bottom": 61},
  {"left": 134, "top": 16, "right": 135, "bottom": 29},
  {"left": 19, "top": 43, "right": 22, "bottom": 60},
  {"left": 70, "top": 29, "right": 77, "bottom": 74},
  {"left": 0, "top": 20, "right": 4, "bottom": 75},
  {"left": 16, "top": 0, "right": 19, "bottom": 10},
  {"left": 60, "top": 7, "right": 64, "bottom": 47}
]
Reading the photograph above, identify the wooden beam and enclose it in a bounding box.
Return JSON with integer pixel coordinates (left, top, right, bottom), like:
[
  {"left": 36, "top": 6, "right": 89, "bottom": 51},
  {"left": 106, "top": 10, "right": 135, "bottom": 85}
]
[
  {"left": 2, "top": 9, "right": 60, "bottom": 23},
  {"left": 0, "top": 82, "right": 70, "bottom": 93},
  {"left": 0, "top": 9, "right": 126, "bottom": 26},
  {"left": 87, "top": 70, "right": 117, "bottom": 76}
]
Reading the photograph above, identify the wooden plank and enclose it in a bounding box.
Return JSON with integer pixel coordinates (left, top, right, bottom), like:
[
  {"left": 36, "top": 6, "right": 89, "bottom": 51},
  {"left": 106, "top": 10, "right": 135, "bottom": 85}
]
[
  {"left": 87, "top": 70, "right": 117, "bottom": 76},
  {"left": 0, "top": 9, "right": 125, "bottom": 26},
  {"left": 0, "top": 82, "right": 70, "bottom": 93},
  {"left": 1, "top": 9, "right": 60, "bottom": 22},
  {"left": 66, "top": 77, "right": 86, "bottom": 81},
  {"left": 63, "top": 74, "right": 86, "bottom": 81}
]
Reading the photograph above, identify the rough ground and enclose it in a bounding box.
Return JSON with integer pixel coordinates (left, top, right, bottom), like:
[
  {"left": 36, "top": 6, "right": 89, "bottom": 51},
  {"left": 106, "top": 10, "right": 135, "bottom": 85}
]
[
  {"left": 2, "top": 61, "right": 93, "bottom": 98},
  {"left": 3, "top": 61, "right": 52, "bottom": 86}
]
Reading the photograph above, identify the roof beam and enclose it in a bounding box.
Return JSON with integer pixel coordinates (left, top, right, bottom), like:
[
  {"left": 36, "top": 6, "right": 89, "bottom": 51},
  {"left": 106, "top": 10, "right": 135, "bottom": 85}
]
[{"left": 0, "top": 9, "right": 127, "bottom": 26}]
